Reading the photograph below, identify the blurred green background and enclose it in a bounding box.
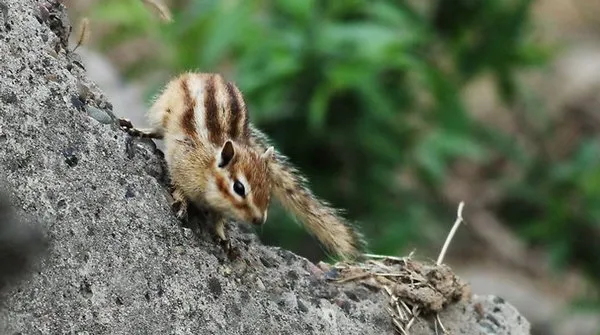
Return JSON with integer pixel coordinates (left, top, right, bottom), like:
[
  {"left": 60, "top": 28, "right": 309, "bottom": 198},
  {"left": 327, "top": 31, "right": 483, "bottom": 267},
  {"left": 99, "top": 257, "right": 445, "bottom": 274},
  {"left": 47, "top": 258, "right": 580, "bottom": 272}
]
[{"left": 69, "top": 0, "right": 600, "bottom": 330}]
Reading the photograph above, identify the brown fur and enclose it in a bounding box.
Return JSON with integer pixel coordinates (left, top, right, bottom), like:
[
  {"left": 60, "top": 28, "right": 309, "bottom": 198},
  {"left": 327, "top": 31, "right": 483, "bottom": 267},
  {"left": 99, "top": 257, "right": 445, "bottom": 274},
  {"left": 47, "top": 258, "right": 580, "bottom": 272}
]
[
  {"left": 225, "top": 82, "right": 241, "bottom": 139},
  {"left": 179, "top": 75, "right": 196, "bottom": 137},
  {"left": 203, "top": 75, "right": 222, "bottom": 144}
]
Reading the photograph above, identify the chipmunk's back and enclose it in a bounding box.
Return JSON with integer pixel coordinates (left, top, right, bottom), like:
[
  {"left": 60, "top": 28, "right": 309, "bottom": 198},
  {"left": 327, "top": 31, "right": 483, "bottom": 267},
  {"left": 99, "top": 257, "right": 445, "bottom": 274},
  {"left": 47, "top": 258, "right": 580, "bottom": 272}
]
[{"left": 148, "top": 72, "right": 250, "bottom": 147}]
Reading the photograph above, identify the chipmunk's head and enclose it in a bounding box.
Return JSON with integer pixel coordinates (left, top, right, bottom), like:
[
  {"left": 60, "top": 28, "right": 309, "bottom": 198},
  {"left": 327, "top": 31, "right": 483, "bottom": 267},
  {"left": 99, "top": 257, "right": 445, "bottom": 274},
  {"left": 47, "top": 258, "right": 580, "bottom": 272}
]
[{"left": 207, "top": 140, "right": 274, "bottom": 225}]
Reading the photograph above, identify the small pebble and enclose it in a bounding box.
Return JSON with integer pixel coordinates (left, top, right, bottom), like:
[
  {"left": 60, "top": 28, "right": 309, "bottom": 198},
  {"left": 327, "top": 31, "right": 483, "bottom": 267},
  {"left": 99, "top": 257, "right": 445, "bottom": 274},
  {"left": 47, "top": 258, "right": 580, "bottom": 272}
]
[
  {"left": 317, "top": 261, "right": 331, "bottom": 272},
  {"left": 77, "top": 80, "right": 91, "bottom": 100},
  {"left": 86, "top": 106, "right": 112, "bottom": 124},
  {"left": 256, "top": 278, "right": 265, "bottom": 291},
  {"left": 323, "top": 268, "right": 339, "bottom": 281},
  {"left": 297, "top": 299, "right": 309, "bottom": 313},
  {"left": 306, "top": 261, "right": 324, "bottom": 277},
  {"left": 277, "top": 292, "right": 298, "bottom": 310}
]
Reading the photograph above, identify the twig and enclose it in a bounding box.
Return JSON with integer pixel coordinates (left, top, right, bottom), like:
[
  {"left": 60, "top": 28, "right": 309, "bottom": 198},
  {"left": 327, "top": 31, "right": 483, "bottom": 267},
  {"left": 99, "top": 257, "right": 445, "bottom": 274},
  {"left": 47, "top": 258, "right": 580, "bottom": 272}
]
[
  {"left": 400, "top": 300, "right": 412, "bottom": 316},
  {"left": 436, "top": 314, "right": 447, "bottom": 334},
  {"left": 335, "top": 273, "right": 371, "bottom": 283},
  {"left": 405, "top": 316, "right": 416, "bottom": 332},
  {"left": 436, "top": 202, "right": 465, "bottom": 265},
  {"left": 396, "top": 302, "right": 406, "bottom": 321},
  {"left": 367, "top": 260, "right": 393, "bottom": 271},
  {"left": 363, "top": 253, "right": 409, "bottom": 262},
  {"left": 373, "top": 273, "right": 406, "bottom": 277},
  {"left": 394, "top": 318, "right": 408, "bottom": 335}
]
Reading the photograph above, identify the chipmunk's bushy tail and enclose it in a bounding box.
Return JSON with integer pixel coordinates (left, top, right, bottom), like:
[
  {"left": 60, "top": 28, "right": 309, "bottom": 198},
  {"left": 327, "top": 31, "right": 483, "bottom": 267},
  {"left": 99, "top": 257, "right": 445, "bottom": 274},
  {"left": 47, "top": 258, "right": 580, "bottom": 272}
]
[{"left": 249, "top": 126, "right": 366, "bottom": 260}]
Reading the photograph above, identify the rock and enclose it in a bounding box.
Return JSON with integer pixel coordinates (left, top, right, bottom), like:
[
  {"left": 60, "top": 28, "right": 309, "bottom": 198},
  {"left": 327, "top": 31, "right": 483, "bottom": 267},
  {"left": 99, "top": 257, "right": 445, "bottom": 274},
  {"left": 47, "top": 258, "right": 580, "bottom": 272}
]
[{"left": 0, "top": 0, "right": 531, "bottom": 334}]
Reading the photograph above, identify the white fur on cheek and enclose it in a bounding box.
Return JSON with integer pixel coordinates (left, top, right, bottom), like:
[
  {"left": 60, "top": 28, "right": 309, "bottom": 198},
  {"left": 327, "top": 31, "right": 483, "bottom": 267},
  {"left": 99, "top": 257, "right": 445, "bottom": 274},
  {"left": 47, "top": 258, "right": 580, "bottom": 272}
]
[
  {"left": 204, "top": 175, "right": 219, "bottom": 204},
  {"left": 205, "top": 174, "right": 232, "bottom": 216}
]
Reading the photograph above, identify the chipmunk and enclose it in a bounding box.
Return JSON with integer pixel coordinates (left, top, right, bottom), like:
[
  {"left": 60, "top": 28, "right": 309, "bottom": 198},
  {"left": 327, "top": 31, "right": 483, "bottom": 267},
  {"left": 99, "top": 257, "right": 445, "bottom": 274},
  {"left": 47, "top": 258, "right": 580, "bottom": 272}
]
[{"left": 118, "top": 72, "right": 365, "bottom": 260}]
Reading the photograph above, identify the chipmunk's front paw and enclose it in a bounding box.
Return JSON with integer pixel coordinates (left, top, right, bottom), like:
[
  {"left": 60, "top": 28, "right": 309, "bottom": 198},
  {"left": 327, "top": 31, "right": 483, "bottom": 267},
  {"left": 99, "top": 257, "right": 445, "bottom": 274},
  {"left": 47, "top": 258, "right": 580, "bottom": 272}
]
[
  {"left": 118, "top": 118, "right": 134, "bottom": 131},
  {"left": 213, "top": 219, "right": 239, "bottom": 259},
  {"left": 172, "top": 200, "right": 188, "bottom": 219},
  {"left": 170, "top": 188, "right": 188, "bottom": 220},
  {"left": 117, "top": 118, "right": 162, "bottom": 139},
  {"left": 219, "top": 237, "right": 232, "bottom": 253},
  {"left": 213, "top": 221, "right": 230, "bottom": 247},
  {"left": 218, "top": 236, "right": 240, "bottom": 260},
  {"left": 214, "top": 220, "right": 227, "bottom": 242},
  {"left": 117, "top": 118, "right": 140, "bottom": 138}
]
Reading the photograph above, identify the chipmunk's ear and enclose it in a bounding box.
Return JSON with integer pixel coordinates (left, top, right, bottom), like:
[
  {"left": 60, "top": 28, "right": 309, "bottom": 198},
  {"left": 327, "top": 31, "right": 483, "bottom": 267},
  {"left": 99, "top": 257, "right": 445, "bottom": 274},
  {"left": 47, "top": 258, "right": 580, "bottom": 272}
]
[
  {"left": 261, "top": 146, "right": 274, "bottom": 161},
  {"left": 218, "top": 140, "right": 235, "bottom": 168}
]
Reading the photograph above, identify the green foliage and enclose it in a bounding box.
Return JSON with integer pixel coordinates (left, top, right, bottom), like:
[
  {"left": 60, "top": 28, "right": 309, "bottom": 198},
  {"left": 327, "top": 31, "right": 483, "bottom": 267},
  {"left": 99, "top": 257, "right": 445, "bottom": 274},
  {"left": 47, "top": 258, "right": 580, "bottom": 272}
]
[{"left": 86, "top": 0, "right": 599, "bottom": 281}]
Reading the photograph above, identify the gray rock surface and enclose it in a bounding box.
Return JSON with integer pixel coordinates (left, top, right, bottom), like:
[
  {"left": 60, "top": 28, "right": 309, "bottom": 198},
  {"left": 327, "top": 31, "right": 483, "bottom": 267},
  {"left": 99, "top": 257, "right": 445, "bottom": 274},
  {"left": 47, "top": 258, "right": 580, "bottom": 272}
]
[{"left": 0, "top": 1, "right": 530, "bottom": 334}]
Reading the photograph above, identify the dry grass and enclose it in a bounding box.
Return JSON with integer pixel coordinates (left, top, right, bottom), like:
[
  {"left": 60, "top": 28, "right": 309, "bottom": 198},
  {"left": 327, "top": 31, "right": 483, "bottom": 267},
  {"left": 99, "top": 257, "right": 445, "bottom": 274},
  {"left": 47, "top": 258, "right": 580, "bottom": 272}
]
[
  {"left": 141, "top": 0, "right": 172, "bottom": 23},
  {"left": 72, "top": 17, "right": 90, "bottom": 52},
  {"left": 324, "top": 202, "right": 469, "bottom": 334}
]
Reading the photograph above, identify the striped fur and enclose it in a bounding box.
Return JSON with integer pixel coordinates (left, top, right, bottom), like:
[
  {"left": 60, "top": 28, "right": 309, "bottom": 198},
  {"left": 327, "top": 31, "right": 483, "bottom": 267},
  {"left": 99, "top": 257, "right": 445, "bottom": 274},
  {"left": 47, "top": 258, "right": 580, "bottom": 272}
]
[{"left": 133, "top": 71, "right": 364, "bottom": 259}]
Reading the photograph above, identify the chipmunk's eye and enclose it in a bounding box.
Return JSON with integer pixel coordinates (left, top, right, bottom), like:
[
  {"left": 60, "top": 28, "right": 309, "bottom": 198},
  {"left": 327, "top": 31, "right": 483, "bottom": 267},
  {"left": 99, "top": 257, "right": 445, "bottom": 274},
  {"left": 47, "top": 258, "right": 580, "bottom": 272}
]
[{"left": 233, "top": 180, "right": 245, "bottom": 197}]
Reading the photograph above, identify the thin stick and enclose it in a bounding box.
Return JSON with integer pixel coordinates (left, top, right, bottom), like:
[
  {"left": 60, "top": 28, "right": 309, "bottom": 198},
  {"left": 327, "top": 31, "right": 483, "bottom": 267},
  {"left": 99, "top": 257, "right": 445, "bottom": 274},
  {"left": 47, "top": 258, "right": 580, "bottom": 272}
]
[
  {"left": 396, "top": 302, "right": 406, "bottom": 321},
  {"left": 335, "top": 273, "right": 371, "bottom": 283},
  {"left": 363, "top": 253, "right": 408, "bottom": 262},
  {"left": 373, "top": 273, "right": 406, "bottom": 277},
  {"left": 436, "top": 314, "right": 447, "bottom": 334},
  {"left": 400, "top": 300, "right": 412, "bottom": 316},
  {"left": 368, "top": 260, "right": 393, "bottom": 270},
  {"left": 405, "top": 316, "right": 416, "bottom": 332},
  {"left": 436, "top": 202, "right": 465, "bottom": 265},
  {"left": 393, "top": 319, "right": 408, "bottom": 335}
]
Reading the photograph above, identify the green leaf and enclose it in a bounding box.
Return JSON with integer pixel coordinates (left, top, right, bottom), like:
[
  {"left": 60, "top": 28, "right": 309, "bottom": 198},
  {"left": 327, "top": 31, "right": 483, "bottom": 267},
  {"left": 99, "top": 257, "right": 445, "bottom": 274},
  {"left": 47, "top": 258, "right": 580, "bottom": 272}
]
[
  {"left": 275, "top": 0, "right": 315, "bottom": 22},
  {"left": 319, "top": 21, "right": 420, "bottom": 63},
  {"left": 91, "top": 0, "right": 153, "bottom": 29}
]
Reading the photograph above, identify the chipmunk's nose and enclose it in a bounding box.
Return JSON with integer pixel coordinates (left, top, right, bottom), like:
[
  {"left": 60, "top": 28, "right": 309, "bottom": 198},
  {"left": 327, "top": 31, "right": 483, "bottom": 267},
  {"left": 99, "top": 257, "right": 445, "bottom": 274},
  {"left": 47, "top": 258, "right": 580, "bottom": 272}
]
[{"left": 252, "top": 213, "right": 267, "bottom": 226}]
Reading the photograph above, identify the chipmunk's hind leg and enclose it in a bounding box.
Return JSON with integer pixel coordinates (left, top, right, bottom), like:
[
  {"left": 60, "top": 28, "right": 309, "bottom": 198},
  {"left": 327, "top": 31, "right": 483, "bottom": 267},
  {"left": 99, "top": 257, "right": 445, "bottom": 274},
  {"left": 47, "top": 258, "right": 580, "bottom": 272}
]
[{"left": 118, "top": 118, "right": 164, "bottom": 139}]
